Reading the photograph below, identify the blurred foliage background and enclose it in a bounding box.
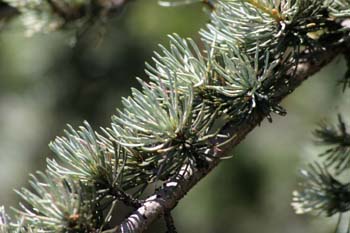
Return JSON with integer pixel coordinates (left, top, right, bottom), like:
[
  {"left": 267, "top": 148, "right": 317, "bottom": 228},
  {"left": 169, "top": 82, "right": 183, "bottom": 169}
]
[{"left": 0, "top": 1, "right": 349, "bottom": 232}]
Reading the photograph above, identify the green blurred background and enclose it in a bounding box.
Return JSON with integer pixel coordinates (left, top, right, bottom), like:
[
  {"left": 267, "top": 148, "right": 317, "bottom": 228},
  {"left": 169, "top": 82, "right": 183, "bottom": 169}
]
[{"left": 0, "top": 1, "right": 348, "bottom": 232}]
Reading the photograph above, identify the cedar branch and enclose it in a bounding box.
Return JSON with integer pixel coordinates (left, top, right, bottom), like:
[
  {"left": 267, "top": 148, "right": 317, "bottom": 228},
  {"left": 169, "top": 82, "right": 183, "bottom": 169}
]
[{"left": 114, "top": 43, "right": 348, "bottom": 233}]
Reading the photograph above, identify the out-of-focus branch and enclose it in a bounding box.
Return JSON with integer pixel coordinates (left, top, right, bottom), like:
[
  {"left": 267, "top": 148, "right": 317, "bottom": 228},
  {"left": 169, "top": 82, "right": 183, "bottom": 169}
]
[
  {"left": 0, "top": 2, "right": 18, "bottom": 21},
  {"left": 0, "top": 0, "right": 133, "bottom": 28},
  {"left": 113, "top": 43, "right": 348, "bottom": 233},
  {"left": 98, "top": 0, "right": 131, "bottom": 9}
]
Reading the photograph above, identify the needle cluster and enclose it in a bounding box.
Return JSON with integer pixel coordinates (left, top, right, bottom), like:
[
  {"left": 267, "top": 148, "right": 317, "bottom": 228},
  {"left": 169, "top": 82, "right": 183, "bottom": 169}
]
[{"left": 292, "top": 115, "right": 350, "bottom": 232}]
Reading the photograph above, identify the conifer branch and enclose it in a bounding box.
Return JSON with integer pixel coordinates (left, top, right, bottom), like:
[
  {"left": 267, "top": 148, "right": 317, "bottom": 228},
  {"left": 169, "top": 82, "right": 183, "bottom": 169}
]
[
  {"left": 1, "top": 1, "right": 350, "bottom": 232},
  {"left": 114, "top": 43, "right": 347, "bottom": 233}
]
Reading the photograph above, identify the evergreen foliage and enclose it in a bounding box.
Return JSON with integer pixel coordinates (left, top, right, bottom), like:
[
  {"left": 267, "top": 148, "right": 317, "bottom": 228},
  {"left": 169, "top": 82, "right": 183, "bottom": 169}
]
[
  {"left": 2, "top": 0, "right": 126, "bottom": 36},
  {"left": 0, "top": 0, "right": 350, "bottom": 232},
  {"left": 292, "top": 115, "right": 350, "bottom": 232}
]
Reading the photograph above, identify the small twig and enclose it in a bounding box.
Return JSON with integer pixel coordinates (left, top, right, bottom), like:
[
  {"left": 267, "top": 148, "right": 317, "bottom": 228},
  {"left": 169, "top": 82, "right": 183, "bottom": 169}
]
[
  {"left": 47, "top": 0, "right": 81, "bottom": 20},
  {"left": 245, "top": 0, "right": 283, "bottom": 22},
  {"left": 164, "top": 211, "right": 177, "bottom": 233},
  {"left": 202, "top": 0, "right": 215, "bottom": 10},
  {"left": 110, "top": 187, "right": 143, "bottom": 209}
]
